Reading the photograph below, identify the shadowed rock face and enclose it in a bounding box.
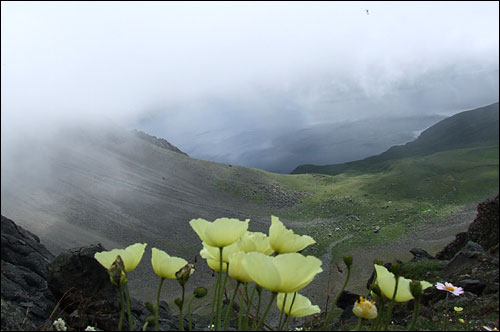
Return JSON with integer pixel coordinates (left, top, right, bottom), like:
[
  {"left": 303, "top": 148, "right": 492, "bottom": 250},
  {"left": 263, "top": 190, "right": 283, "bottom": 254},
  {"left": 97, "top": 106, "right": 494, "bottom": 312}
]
[
  {"left": 1, "top": 215, "right": 56, "bottom": 331},
  {"left": 436, "top": 194, "right": 499, "bottom": 260}
]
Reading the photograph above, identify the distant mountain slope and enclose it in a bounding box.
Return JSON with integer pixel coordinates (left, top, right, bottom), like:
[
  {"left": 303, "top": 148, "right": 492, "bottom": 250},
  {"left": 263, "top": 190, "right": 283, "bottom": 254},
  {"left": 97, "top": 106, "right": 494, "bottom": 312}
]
[
  {"left": 133, "top": 129, "right": 188, "bottom": 156},
  {"left": 292, "top": 102, "right": 499, "bottom": 175}
]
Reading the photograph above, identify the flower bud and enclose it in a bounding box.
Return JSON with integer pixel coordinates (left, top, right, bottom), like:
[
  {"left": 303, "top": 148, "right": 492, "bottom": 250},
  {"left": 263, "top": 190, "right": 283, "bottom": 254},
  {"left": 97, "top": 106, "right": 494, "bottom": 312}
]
[
  {"left": 409, "top": 280, "right": 423, "bottom": 299},
  {"left": 389, "top": 262, "right": 402, "bottom": 277},
  {"left": 373, "top": 258, "right": 384, "bottom": 266},
  {"left": 370, "top": 282, "right": 382, "bottom": 298},
  {"left": 145, "top": 301, "right": 155, "bottom": 314},
  {"left": 193, "top": 287, "right": 208, "bottom": 299},
  {"left": 176, "top": 264, "right": 195, "bottom": 286},
  {"left": 109, "top": 255, "right": 126, "bottom": 286},
  {"left": 146, "top": 315, "right": 156, "bottom": 325},
  {"left": 175, "top": 298, "right": 183, "bottom": 309},
  {"left": 343, "top": 254, "right": 353, "bottom": 268}
]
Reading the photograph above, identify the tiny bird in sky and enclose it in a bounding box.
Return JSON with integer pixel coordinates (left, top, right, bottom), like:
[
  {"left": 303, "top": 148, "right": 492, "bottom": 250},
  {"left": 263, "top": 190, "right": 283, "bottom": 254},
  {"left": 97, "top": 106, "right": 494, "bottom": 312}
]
[{"left": 366, "top": 9, "right": 370, "bottom": 15}]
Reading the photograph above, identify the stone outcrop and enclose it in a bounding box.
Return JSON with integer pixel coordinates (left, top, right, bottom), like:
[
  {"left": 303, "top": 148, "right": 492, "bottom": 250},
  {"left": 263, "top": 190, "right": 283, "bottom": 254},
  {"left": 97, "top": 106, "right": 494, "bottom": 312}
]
[
  {"left": 1, "top": 215, "right": 56, "bottom": 331},
  {"left": 436, "top": 195, "right": 499, "bottom": 260}
]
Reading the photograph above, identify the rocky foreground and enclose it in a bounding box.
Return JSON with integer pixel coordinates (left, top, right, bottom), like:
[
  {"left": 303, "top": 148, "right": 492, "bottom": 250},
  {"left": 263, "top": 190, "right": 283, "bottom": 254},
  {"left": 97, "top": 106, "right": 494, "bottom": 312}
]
[{"left": 1, "top": 195, "right": 498, "bottom": 331}]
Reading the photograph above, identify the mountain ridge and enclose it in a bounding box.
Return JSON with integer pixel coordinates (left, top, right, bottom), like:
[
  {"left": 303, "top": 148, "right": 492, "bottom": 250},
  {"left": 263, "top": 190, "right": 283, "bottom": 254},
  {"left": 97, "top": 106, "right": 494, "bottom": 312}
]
[{"left": 292, "top": 102, "right": 499, "bottom": 175}]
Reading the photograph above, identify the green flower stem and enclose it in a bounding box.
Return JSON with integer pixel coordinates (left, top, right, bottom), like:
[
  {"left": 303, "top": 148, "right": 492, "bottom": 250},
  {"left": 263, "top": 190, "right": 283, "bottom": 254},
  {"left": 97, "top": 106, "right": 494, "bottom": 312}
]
[
  {"left": 124, "top": 281, "right": 134, "bottom": 331},
  {"left": 179, "top": 284, "right": 185, "bottom": 331},
  {"left": 443, "top": 292, "right": 449, "bottom": 331},
  {"left": 223, "top": 281, "right": 240, "bottom": 331},
  {"left": 215, "top": 247, "right": 224, "bottom": 331},
  {"left": 187, "top": 295, "right": 195, "bottom": 331},
  {"left": 244, "top": 283, "right": 256, "bottom": 331},
  {"left": 155, "top": 278, "right": 165, "bottom": 331},
  {"left": 322, "top": 265, "right": 351, "bottom": 330},
  {"left": 383, "top": 276, "right": 400, "bottom": 331},
  {"left": 253, "top": 288, "right": 262, "bottom": 330},
  {"left": 372, "top": 298, "right": 385, "bottom": 331},
  {"left": 255, "top": 292, "right": 277, "bottom": 331},
  {"left": 356, "top": 318, "right": 364, "bottom": 331},
  {"left": 278, "top": 293, "right": 288, "bottom": 330},
  {"left": 238, "top": 284, "right": 245, "bottom": 331},
  {"left": 118, "top": 285, "right": 125, "bottom": 331},
  {"left": 408, "top": 297, "right": 421, "bottom": 331},
  {"left": 209, "top": 277, "right": 219, "bottom": 328},
  {"left": 284, "top": 292, "right": 297, "bottom": 331}
]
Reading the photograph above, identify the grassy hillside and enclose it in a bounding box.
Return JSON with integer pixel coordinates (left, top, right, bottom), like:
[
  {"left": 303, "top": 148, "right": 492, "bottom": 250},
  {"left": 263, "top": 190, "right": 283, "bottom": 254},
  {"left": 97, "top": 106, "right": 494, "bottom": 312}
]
[{"left": 292, "top": 102, "right": 499, "bottom": 175}]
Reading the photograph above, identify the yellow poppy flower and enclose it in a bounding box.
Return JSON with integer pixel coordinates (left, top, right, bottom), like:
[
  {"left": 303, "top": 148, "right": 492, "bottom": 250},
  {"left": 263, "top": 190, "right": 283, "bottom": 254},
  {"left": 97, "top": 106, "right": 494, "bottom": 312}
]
[
  {"left": 200, "top": 241, "right": 240, "bottom": 272},
  {"left": 269, "top": 216, "right": 316, "bottom": 254},
  {"left": 374, "top": 265, "right": 432, "bottom": 302},
  {"left": 242, "top": 252, "right": 322, "bottom": 293},
  {"left": 352, "top": 296, "right": 378, "bottom": 320},
  {"left": 228, "top": 251, "right": 253, "bottom": 283},
  {"left": 277, "top": 292, "right": 320, "bottom": 317},
  {"left": 238, "top": 231, "right": 274, "bottom": 255},
  {"left": 151, "top": 248, "right": 189, "bottom": 279},
  {"left": 190, "top": 217, "right": 249, "bottom": 248},
  {"left": 94, "top": 243, "right": 147, "bottom": 273}
]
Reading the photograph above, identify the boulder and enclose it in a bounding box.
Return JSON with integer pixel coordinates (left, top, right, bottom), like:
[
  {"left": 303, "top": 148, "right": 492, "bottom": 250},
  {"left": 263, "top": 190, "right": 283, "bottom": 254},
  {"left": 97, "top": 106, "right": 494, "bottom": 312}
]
[
  {"left": 1, "top": 215, "right": 56, "bottom": 331},
  {"left": 336, "top": 290, "right": 362, "bottom": 310},
  {"left": 443, "top": 241, "right": 488, "bottom": 277},
  {"left": 457, "top": 279, "right": 487, "bottom": 296},
  {"left": 410, "top": 248, "right": 435, "bottom": 262}
]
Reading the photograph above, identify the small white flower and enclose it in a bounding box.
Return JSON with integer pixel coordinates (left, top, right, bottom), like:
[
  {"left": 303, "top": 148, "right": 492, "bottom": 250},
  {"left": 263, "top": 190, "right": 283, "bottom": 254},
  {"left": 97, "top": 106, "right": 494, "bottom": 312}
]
[
  {"left": 85, "top": 326, "right": 97, "bottom": 331},
  {"left": 53, "top": 318, "right": 67, "bottom": 331}
]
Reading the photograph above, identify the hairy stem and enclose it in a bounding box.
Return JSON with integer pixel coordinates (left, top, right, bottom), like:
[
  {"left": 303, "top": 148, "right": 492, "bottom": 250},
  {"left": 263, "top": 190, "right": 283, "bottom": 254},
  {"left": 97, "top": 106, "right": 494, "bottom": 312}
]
[
  {"left": 155, "top": 278, "right": 165, "bottom": 331},
  {"left": 322, "top": 266, "right": 351, "bottom": 330},
  {"left": 223, "top": 282, "right": 240, "bottom": 331},
  {"left": 255, "top": 292, "right": 277, "bottom": 331}
]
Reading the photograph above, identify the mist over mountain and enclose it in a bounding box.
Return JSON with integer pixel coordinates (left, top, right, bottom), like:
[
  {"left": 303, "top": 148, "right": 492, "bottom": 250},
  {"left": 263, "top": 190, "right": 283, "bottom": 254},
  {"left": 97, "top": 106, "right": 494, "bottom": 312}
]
[{"left": 292, "top": 102, "right": 500, "bottom": 175}]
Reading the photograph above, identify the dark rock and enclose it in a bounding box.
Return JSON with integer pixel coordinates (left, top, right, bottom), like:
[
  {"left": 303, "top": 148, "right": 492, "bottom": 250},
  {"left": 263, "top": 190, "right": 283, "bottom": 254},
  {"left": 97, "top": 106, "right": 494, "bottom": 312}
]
[
  {"left": 436, "top": 195, "right": 499, "bottom": 260},
  {"left": 336, "top": 290, "right": 362, "bottom": 310},
  {"left": 410, "top": 248, "right": 435, "bottom": 262},
  {"left": 444, "top": 241, "right": 488, "bottom": 276},
  {"left": 457, "top": 279, "right": 487, "bottom": 295},
  {"left": 1, "top": 215, "right": 56, "bottom": 331}
]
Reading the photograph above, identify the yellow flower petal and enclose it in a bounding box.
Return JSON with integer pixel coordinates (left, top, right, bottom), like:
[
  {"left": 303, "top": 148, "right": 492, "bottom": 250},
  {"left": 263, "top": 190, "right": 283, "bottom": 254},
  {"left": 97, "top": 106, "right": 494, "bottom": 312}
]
[
  {"left": 207, "top": 258, "right": 227, "bottom": 272},
  {"left": 190, "top": 217, "right": 249, "bottom": 248},
  {"left": 151, "top": 248, "right": 189, "bottom": 279},
  {"left": 353, "top": 297, "right": 378, "bottom": 320},
  {"left": 228, "top": 251, "right": 253, "bottom": 283},
  {"left": 274, "top": 254, "right": 323, "bottom": 293},
  {"left": 374, "top": 265, "right": 432, "bottom": 302},
  {"left": 238, "top": 231, "right": 274, "bottom": 255},
  {"left": 269, "top": 216, "right": 316, "bottom": 254},
  {"left": 242, "top": 252, "right": 281, "bottom": 291},
  {"left": 277, "top": 292, "right": 320, "bottom": 318},
  {"left": 94, "top": 243, "right": 147, "bottom": 273},
  {"left": 95, "top": 249, "right": 126, "bottom": 269},
  {"left": 243, "top": 252, "right": 322, "bottom": 293},
  {"left": 200, "top": 242, "right": 239, "bottom": 272}
]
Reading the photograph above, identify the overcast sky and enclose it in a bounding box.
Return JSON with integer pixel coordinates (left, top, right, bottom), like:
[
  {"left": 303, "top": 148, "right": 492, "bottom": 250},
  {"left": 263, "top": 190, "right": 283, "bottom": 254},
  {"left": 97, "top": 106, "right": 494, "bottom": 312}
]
[{"left": 2, "top": 1, "right": 499, "bottom": 172}]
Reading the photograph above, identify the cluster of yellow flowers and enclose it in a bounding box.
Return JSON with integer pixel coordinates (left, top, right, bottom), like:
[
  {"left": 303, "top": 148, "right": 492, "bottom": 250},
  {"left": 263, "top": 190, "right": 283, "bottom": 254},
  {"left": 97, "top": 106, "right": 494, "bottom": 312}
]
[
  {"left": 92, "top": 215, "right": 435, "bottom": 331},
  {"left": 190, "top": 216, "right": 322, "bottom": 317}
]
